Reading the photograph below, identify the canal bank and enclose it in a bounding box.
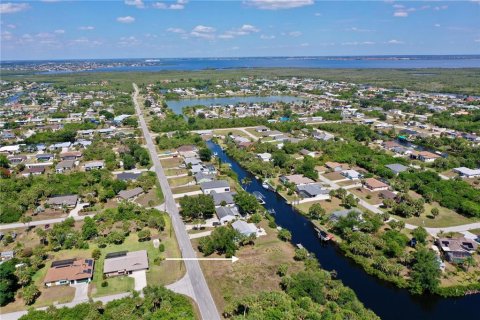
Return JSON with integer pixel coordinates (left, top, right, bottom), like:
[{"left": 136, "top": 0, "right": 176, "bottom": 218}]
[{"left": 207, "top": 140, "right": 479, "bottom": 320}]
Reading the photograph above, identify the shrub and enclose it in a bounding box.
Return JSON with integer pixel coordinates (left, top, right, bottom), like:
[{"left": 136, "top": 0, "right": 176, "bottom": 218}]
[
  {"left": 158, "top": 243, "right": 165, "bottom": 252},
  {"left": 101, "top": 281, "right": 108, "bottom": 287}
]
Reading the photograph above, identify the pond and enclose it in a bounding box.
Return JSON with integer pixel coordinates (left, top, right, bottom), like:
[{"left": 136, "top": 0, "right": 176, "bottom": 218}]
[
  {"left": 166, "top": 95, "right": 302, "bottom": 114},
  {"left": 207, "top": 141, "right": 480, "bottom": 320}
]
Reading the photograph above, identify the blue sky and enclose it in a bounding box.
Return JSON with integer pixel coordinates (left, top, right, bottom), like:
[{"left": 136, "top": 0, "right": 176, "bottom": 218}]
[{"left": 1, "top": 0, "right": 479, "bottom": 60}]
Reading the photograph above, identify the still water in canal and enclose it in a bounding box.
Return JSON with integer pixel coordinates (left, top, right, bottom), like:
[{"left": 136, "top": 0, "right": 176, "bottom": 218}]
[{"left": 207, "top": 141, "right": 479, "bottom": 320}]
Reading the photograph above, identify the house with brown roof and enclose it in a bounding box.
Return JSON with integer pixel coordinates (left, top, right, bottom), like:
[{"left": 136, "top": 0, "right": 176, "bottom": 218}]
[
  {"left": 410, "top": 151, "right": 440, "bottom": 163},
  {"left": 44, "top": 258, "right": 94, "bottom": 287},
  {"left": 325, "top": 162, "right": 344, "bottom": 172},
  {"left": 117, "top": 187, "right": 144, "bottom": 201},
  {"left": 280, "top": 174, "right": 315, "bottom": 186},
  {"left": 436, "top": 237, "right": 478, "bottom": 264},
  {"left": 363, "top": 178, "right": 389, "bottom": 192},
  {"left": 60, "top": 151, "right": 83, "bottom": 161}
]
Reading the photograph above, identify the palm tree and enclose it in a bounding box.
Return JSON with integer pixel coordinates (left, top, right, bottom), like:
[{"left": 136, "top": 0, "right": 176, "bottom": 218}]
[{"left": 241, "top": 177, "right": 252, "bottom": 191}]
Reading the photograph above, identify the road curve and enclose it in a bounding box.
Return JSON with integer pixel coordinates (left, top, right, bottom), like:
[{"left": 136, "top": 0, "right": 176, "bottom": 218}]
[{"left": 132, "top": 83, "right": 220, "bottom": 320}]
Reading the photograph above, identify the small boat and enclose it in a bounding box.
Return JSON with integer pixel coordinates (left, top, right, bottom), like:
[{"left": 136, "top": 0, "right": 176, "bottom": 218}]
[
  {"left": 262, "top": 181, "right": 275, "bottom": 191},
  {"left": 296, "top": 243, "right": 304, "bottom": 250},
  {"left": 252, "top": 191, "right": 266, "bottom": 205},
  {"left": 213, "top": 152, "right": 218, "bottom": 156},
  {"left": 267, "top": 208, "right": 276, "bottom": 215},
  {"left": 316, "top": 228, "right": 334, "bottom": 242}
]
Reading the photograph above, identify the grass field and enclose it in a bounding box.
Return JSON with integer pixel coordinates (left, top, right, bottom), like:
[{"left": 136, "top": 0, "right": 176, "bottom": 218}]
[
  {"left": 295, "top": 197, "right": 343, "bottom": 216},
  {"left": 171, "top": 185, "right": 201, "bottom": 194},
  {"left": 191, "top": 220, "right": 305, "bottom": 313},
  {"left": 3, "top": 68, "right": 480, "bottom": 95},
  {"left": 395, "top": 202, "right": 480, "bottom": 228},
  {"left": 168, "top": 176, "right": 195, "bottom": 187}
]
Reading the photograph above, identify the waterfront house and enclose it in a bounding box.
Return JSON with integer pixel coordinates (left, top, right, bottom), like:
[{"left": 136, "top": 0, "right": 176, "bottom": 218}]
[
  {"left": 436, "top": 237, "right": 478, "bottom": 264},
  {"left": 256, "top": 153, "right": 272, "bottom": 162},
  {"left": 280, "top": 174, "right": 315, "bottom": 186},
  {"left": 194, "top": 172, "right": 216, "bottom": 184},
  {"left": 232, "top": 220, "right": 258, "bottom": 237},
  {"left": 215, "top": 206, "right": 239, "bottom": 224},
  {"left": 200, "top": 180, "right": 230, "bottom": 195},
  {"left": 296, "top": 183, "right": 330, "bottom": 200},
  {"left": 211, "top": 191, "right": 236, "bottom": 207}
]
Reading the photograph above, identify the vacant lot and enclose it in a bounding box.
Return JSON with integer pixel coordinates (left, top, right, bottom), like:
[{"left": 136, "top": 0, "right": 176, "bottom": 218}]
[
  {"left": 168, "top": 175, "right": 195, "bottom": 187},
  {"left": 323, "top": 171, "right": 345, "bottom": 181},
  {"left": 295, "top": 197, "right": 343, "bottom": 216},
  {"left": 171, "top": 185, "right": 201, "bottom": 194},
  {"left": 192, "top": 220, "right": 304, "bottom": 314},
  {"left": 135, "top": 187, "right": 163, "bottom": 207},
  {"left": 350, "top": 188, "right": 384, "bottom": 206},
  {"left": 160, "top": 157, "right": 183, "bottom": 169},
  {"left": 165, "top": 168, "right": 188, "bottom": 176},
  {"left": 396, "top": 202, "right": 480, "bottom": 228}
]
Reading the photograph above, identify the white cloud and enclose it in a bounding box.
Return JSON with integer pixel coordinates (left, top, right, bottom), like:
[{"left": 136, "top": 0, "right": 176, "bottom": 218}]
[
  {"left": 1, "top": 31, "right": 13, "bottom": 41},
  {"left": 245, "top": 0, "right": 313, "bottom": 10},
  {"left": 341, "top": 41, "right": 376, "bottom": 46},
  {"left": 153, "top": 0, "right": 188, "bottom": 10},
  {"left": 117, "top": 16, "right": 135, "bottom": 24},
  {"left": 434, "top": 5, "right": 448, "bottom": 11},
  {"left": 387, "top": 39, "right": 404, "bottom": 44},
  {"left": 190, "top": 25, "right": 216, "bottom": 39},
  {"left": 300, "top": 42, "right": 309, "bottom": 47},
  {"left": 434, "top": 24, "right": 441, "bottom": 27},
  {"left": 54, "top": 29, "right": 65, "bottom": 34},
  {"left": 475, "top": 39, "right": 480, "bottom": 43},
  {"left": 118, "top": 36, "right": 141, "bottom": 46},
  {"left": 69, "top": 37, "right": 102, "bottom": 47},
  {"left": 314, "top": 12, "right": 322, "bottom": 16},
  {"left": 260, "top": 34, "right": 275, "bottom": 40},
  {"left": 220, "top": 24, "right": 260, "bottom": 39},
  {"left": 166, "top": 27, "right": 186, "bottom": 34},
  {"left": 347, "top": 27, "right": 374, "bottom": 32},
  {"left": 125, "top": 0, "right": 145, "bottom": 8},
  {"left": 288, "top": 31, "right": 302, "bottom": 37},
  {"left": 394, "top": 11, "right": 408, "bottom": 17},
  {"left": 0, "top": 2, "right": 30, "bottom": 14},
  {"left": 6, "top": 24, "right": 16, "bottom": 29},
  {"left": 79, "top": 26, "right": 95, "bottom": 31}
]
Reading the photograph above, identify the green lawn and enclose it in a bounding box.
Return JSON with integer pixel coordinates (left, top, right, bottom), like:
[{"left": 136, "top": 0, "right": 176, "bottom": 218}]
[
  {"left": 171, "top": 185, "right": 201, "bottom": 194},
  {"left": 396, "top": 202, "right": 480, "bottom": 228},
  {"left": 165, "top": 168, "right": 188, "bottom": 176},
  {"left": 168, "top": 176, "right": 195, "bottom": 187}
]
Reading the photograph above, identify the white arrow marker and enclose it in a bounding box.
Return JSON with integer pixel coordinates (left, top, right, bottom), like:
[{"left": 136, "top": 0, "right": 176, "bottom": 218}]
[{"left": 165, "top": 256, "right": 239, "bottom": 263}]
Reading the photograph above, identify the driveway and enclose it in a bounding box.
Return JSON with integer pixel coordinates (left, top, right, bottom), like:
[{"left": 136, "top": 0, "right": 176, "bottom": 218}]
[
  {"left": 71, "top": 283, "right": 89, "bottom": 303},
  {"left": 129, "top": 270, "right": 147, "bottom": 292}
]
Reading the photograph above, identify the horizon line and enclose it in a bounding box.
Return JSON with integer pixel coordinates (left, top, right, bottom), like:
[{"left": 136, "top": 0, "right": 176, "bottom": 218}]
[{"left": 2, "top": 54, "right": 480, "bottom": 63}]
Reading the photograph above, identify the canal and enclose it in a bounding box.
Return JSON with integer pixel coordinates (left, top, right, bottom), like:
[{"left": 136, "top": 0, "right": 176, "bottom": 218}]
[{"left": 207, "top": 141, "right": 479, "bottom": 320}]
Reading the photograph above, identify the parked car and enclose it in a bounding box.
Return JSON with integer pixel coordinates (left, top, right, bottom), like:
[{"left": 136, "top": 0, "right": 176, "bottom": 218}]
[{"left": 212, "top": 222, "right": 221, "bottom": 227}]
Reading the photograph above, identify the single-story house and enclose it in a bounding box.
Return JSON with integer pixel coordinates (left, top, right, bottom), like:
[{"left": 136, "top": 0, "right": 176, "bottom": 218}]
[
  {"left": 191, "top": 164, "right": 206, "bottom": 174},
  {"left": 385, "top": 163, "right": 409, "bottom": 175},
  {"left": 215, "top": 206, "right": 239, "bottom": 224},
  {"left": 203, "top": 164, "right": 217, "bottom": 175},
  {"left": 44, "top": 258, "right": 94, "bottom": 287},
  {"left": 436, "top": 237, "right": 478, "bottom": 264},
  {"left": 116, "top": 172, "right": 142, "bottom": 181},
  {"left": 0, "top": 250, "right": 15, "bottom": 262},
  {"left": 329, "top": 208, "right": 363, "bottom": 222},
  {"left": 60, "top": 151, "right": 83, "bottom": 161},
  {"left": 232, "top": 220, "right": 258, "bottom": 237},
  {"left": 325, "top": 162, "right": 343, "bottom": 172},
  {"left": 300, "top": 149, "right": 316, "bottom": 158},
  {"left": 256, "top": 153, "right": 272, "bottom": 162},
  {"left": 379, "top": 190, "right": 397, "bottom": 200},
  {"left": 184, "top": 157, "right": 202, "bottom": 166},
  {"left": 200, "top": 180, "right": 230, "bottom": 195},
  {"left": 262, "top": 130, "right": 283, "bottom": 138},
  {"left": 453, "top": 167, "right": 480, "bottom": 178},
  {"left": 118, "top": 187, "right": 144, "bottom": 201},
  {"left": 280, "top": 174, "right": 315, "bottom": 186},
  {"left": 103, "top": 250, "right": 149, "bottom": 277},
  {"left": 313, "top": 131, "right": 334, "bottom": 141},
  {"left": 341, "top": 169, "right": 362, "bottom": 180},
  {"left": 35, "top": 153, "right": 54, "bottom": 162},
  {"left": 46, "top": 195, "right": 78, "bottom": 209},
  {"left": 21, "top": 166, "right": 45, "bottom": 177},
  {"left": 194, "top": 172, "right": 216, "bottom": 184},
  {"left": 55, "top": 160, "right": 75, "bottom": 173},
  {"left": 363, "top": 178, "right": 389, "bottom": 192},
  {"left": 296, "top": 183, "right": 330, "bottom": 200},
  {"left": 177, "top": 145, "right": 198, "bottom": 157},
  {"left": 255, "top": 126, "right": 269, "bottom": 133},
  {"left": 211, "top": 191, "right": 236, "bottom": 207},
  {"left": 411, "top": 151, "right": 440, "bottom": 163},
  {"left": 84, "top": 160, "right": 105, "bottom": 171},
  {"left": 7, "top": 155, "right": 27, "bottom": 165}
]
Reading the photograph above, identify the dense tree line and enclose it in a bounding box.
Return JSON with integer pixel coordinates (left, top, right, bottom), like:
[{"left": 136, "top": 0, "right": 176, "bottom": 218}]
[
  {"left": 24, "top": 122, "right": 97, "bottom": 145},
  {"left": 19, "top": 286, "right": 195, "bottom": 320},
  {"left": 429, "top": 110, "right": 480, "bottom": 134}
]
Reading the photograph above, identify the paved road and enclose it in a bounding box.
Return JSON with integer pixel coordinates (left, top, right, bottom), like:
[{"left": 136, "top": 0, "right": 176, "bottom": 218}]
[
  {"left": 0, "top": 214, "right": 94, "bottom": 231},
  {"left": 133, "top": 83, "right": 220, "bottom": 320}
]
